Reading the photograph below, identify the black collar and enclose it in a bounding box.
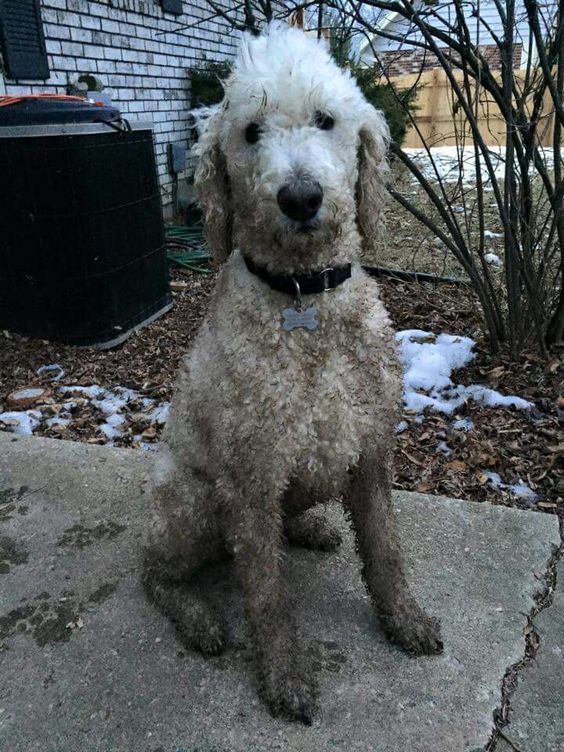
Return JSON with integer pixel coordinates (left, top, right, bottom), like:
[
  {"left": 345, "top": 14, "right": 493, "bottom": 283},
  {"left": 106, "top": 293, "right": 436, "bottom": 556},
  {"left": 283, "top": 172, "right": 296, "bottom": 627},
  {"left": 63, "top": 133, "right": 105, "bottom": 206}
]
[{"left": 243, "top": 256, "right": 352, "bottom": 296}]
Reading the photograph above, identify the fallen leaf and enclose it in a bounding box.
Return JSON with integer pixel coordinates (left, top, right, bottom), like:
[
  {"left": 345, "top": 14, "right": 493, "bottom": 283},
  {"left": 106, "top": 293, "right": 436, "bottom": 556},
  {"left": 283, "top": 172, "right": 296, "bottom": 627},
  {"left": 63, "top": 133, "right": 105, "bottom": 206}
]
[
  {"left": 445, "top": 460, "right": 469, "bottom": 473},
  {"left": 415, "top": 481, "right": 435, "bottom": 493}
]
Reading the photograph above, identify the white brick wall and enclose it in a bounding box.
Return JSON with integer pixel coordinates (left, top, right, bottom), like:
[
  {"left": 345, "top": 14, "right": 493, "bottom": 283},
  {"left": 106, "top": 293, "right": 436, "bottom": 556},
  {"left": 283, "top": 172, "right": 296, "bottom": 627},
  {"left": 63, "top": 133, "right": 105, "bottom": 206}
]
[{"left": 0, "top": 0, "right": 238, "bottom": 216}]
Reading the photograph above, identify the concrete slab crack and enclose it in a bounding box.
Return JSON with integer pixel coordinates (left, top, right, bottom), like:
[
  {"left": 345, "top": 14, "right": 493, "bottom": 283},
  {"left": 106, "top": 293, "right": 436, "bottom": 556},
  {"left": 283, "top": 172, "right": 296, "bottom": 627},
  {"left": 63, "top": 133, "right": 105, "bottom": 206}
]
[
  {"left": 495, "top": 728, "right": 526, "bottom": 752},
  {"left": 485, "top": 514, "right": 564, "bottom": 752}
]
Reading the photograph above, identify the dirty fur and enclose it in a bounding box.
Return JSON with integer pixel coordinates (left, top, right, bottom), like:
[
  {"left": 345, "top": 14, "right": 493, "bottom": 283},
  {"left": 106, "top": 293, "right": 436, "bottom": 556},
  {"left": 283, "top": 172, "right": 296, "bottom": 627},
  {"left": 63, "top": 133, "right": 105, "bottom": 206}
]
[{"left": 143, "top": 24, "right": 442, "bottom": 724}]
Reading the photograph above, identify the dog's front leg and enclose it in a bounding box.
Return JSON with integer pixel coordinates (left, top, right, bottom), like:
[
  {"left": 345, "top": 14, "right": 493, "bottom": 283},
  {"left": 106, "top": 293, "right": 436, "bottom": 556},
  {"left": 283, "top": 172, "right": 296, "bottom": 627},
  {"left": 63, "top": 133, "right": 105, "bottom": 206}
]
[
  {"left": 220, "top": 477, "right": 318, "bottom": 724},
  {"left": 346, "top": 450, "right": 443, "bottom": 656}
]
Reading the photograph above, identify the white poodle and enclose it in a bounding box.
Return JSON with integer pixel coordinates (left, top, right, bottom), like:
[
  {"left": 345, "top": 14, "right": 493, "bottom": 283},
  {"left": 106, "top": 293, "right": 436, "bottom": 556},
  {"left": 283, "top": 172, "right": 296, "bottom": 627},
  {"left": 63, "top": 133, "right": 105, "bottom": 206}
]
[{"left": 143, "top": 23, "right": 442, "bottom": 724}]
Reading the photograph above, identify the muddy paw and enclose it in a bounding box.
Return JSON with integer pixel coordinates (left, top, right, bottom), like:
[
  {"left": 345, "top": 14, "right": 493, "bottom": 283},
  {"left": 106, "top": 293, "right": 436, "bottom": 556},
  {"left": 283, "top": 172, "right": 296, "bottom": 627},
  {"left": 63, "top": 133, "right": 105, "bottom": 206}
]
[
  {"left": 176, "top": 607, "right": 226, "bottom": 657},
  {"left": 260, "top": 665, "right": 318, "bottom": 724},
  {"left": 380, "top": 606, "right": 443, "bottom": 656}
]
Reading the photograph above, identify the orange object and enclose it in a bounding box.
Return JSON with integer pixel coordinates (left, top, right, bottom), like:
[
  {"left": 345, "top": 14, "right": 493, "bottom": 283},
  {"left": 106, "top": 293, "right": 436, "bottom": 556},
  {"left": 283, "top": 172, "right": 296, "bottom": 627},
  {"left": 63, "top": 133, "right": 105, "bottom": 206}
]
[
  {"left": 0, "top": 94, "right": 86, "bottom": 108},
  {"left": 6, "top": 387, "right": 51, "bottom": 409}
]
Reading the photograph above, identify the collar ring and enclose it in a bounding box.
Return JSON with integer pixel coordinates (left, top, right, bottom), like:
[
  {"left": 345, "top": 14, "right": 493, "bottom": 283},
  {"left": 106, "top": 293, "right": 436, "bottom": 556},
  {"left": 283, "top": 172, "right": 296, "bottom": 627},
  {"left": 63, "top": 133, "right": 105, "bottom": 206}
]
[{"left": 291, "top": 276, "right": 303, "bottom": 310}]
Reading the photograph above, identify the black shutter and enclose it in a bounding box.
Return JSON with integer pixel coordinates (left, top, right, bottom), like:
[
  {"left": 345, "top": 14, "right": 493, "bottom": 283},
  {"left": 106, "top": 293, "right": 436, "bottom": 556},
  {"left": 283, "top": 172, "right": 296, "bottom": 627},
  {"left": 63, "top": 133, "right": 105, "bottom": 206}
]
[
  {"left": 161, "top": 0, "right": 183, "bottom": 16},
  {"left": 0, "top": 0, "right": 50, "bottom": 80}
]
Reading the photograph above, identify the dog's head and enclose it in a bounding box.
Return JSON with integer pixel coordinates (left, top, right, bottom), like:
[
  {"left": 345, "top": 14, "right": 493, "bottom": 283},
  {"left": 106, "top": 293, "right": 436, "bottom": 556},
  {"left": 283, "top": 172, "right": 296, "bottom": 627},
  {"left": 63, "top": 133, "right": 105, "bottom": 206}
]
[{"left": 193, "top": 23, "right": 389, "bottom": 273}]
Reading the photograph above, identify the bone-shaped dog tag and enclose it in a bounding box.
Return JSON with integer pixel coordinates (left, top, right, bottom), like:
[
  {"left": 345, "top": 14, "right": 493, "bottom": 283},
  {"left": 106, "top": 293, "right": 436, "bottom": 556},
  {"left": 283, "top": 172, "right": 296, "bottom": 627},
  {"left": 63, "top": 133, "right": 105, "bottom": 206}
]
[{"left": 282, "top": 306, "right": 318, "bottom": 331}]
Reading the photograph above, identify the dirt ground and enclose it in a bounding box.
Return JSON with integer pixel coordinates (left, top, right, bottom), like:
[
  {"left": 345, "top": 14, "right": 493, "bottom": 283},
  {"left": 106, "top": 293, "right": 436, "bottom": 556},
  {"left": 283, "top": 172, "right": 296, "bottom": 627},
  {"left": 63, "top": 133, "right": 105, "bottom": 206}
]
[
  {"left": 0, "top": 201, "right": 562, "bottom": 517},
  {"left": 365, "top": 164, "right": 507, "bottom": 281}
]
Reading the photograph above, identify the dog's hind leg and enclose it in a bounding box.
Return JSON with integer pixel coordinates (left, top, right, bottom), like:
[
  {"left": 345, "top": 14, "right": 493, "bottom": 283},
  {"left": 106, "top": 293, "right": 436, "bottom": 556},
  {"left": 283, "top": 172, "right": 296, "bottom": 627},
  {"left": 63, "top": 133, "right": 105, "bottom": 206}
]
[
  {"left": 345, "top": 447, "right": 443, "bottom": 656},
  {"left": 142, "top": 542, "right": 227, "bottom": 656}
]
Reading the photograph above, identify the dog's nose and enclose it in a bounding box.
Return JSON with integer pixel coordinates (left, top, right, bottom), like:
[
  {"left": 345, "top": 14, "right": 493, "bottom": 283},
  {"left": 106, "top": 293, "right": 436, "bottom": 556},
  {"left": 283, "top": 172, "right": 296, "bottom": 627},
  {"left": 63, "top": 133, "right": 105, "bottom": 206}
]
[{"left": 277, "top": 181, "right": 323, "bottom": 222}]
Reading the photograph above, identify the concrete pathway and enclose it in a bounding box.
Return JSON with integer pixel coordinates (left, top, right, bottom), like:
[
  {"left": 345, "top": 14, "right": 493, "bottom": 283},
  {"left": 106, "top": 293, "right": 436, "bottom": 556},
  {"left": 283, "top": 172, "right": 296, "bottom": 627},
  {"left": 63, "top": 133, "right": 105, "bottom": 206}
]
[{"left": 0, "top": 433, "right": 561, "bottom": 752}]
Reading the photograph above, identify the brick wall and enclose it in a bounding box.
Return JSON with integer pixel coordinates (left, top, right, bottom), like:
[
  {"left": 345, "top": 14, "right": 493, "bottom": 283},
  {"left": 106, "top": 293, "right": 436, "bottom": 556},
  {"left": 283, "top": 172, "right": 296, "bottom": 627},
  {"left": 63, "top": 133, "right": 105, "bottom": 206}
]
[{"left": 0, "top": 0, "right": 238, "bottom": 217}]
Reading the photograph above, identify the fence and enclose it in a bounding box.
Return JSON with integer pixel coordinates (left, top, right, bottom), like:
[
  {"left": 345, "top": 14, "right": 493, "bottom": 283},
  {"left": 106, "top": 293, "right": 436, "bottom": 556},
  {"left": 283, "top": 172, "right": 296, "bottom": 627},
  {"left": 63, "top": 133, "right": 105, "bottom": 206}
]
[{"left": 390, "top": 68, "right": 555, "bottom": 148}]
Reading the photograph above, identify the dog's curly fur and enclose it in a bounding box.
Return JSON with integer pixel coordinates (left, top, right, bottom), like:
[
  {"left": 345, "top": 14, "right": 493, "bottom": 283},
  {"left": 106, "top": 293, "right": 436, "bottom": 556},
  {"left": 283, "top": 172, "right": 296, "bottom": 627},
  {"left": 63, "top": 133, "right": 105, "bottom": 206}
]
[{"left": 143, "top": 24, "right": 442, "bottom": 724}]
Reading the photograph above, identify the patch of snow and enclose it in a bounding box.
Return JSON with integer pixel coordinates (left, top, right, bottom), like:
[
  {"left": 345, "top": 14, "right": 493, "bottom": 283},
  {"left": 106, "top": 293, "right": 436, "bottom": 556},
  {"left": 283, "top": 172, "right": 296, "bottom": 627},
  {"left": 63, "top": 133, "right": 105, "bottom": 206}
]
[
  {"left": 105, "top": 412, "right": 125, "bottom": 428},
  {"left": 396, "top": 330, "right": 532, "bottom": 416},
  {"left": 483, "top": 470, "right": 538, "bottom": 504},
  {"left": 465, "top": 385, "right": 532, "bottom": 410},
  {"left": 403, "top": 146, "right": 504, "bottom": 186},
  {"left": 0, "top": 410, "right": 41, "bottom": 435},
  {"left": 436, "top": 440, "right": 452, "bottom": 456},
  {"left": 37, "top": 364, "right": 65, "bottom": 382},
  {"left": 0, "top": 379, "right": 169, "bottom": 447},
  {"left": 93, "top": 395, "right": 129, "bottom": 416},
  {"left": 139, "top": 442, "right": 158, "bottom": 452},
  {"left": 402, "top": 146, "right": 555, "bottom": 188},
  {"left": 92, "top": 385, "right": 143, "bottom": 416},
  {"left": 484, "top": 230, "right": 503, "bottom": 239},
  {"left": 484, "top": 470, "right": 503, "bottom": 487},
  {"left": 453, "top": 418, "right": 474, "bottom": 431},
  {"left": 397, "top": 330, "right": 474, "bottom": 413},
  {"left": 149, "top": 402, "right": 170, "bottom": 425},
  {"left": 397, "top": 331, "right": 475, "bottom": 391},
  {"left": 404, "top": 389, "right": 461, "bottom": 415},
  {"left": 396, "top": 420, "right": 409, "bottom": 434},
  {"left": 507, "top": 483, "right": 538, "bottom": 503},
  {"left": 485, "top": 253, "right": 502, "bottom": 267},
  {"left": 99, "top": 423, "right": 122, "bottom": 440}
]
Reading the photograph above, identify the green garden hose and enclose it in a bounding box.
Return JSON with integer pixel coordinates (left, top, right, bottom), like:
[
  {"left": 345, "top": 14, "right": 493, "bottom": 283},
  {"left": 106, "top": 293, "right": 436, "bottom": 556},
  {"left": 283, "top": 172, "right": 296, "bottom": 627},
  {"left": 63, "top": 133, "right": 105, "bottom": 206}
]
[{"left": 165, "top": 224, "right": 212, "bottom": 274}]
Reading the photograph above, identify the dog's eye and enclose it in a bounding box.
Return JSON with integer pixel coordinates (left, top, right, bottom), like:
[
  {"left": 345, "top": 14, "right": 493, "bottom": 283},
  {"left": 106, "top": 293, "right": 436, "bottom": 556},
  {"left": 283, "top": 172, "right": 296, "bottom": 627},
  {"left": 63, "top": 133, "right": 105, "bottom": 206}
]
[
  {"left": 314, "top": 111, "right": 335, "bottom": 131},
  {"left": 245, "top": 122, "right": 261, "bottom": 144}
]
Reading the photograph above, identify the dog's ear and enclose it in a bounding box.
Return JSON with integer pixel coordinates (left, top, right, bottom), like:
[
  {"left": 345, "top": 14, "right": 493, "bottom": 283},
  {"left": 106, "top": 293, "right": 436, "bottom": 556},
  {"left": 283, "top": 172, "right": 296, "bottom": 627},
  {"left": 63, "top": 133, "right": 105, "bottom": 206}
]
[
  {"left": 356, "top": 107, "right": 390, "bottom": 252},
  {"left": 193, "top": 108, "right": 232, "bottom": 264}
]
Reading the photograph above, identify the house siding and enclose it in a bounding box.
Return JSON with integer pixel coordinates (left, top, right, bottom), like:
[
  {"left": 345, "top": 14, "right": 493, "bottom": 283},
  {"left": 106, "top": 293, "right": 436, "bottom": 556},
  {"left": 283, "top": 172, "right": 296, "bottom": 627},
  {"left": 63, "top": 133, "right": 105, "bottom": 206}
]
[{"left": 0, "top": 0, "right": 238, "bottom": 216}]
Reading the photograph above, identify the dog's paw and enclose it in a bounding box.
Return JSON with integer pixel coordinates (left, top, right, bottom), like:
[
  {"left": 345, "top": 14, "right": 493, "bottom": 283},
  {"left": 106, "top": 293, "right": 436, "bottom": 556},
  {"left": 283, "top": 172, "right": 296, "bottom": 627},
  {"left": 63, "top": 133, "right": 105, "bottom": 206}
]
[
  {"left": 176, "top": 607, "right": 227, "bottom": 657},
  {"left": 380, "top": 605, "right": 443, "bottom": 656},
  {"left": 260, "top": 664, "right": 318, "bottom": 724},
  {"left": 284, "top": 513, "right": 342, "bottom": 552}
]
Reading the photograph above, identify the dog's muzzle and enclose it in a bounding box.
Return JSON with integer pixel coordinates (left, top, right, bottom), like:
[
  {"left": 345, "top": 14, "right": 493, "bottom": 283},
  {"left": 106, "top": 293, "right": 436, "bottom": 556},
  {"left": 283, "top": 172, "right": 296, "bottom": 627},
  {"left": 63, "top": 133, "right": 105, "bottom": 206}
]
[{"left": 277, "top": 179, "right": 323, "bottom": 223}]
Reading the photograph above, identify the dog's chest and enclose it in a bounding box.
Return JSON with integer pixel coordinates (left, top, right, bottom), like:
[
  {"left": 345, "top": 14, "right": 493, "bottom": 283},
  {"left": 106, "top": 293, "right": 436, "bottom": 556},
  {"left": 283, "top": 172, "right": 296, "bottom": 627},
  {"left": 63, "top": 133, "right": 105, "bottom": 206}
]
[
  {"left": 280, "top": 344, "right": 374, "bottom": 486},
  {"left": 223, "top": 311, "right": 388, "bottom": 489},
  {"left": 201, "top": 265, "right": 400, "bottom": 493}
]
